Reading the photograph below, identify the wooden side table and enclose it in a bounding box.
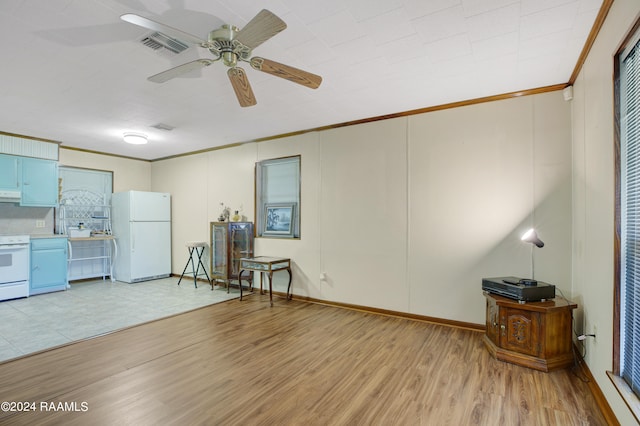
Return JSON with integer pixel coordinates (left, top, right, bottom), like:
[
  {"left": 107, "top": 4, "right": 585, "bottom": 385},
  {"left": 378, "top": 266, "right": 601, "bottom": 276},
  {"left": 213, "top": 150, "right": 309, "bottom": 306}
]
[
  {"left": 483, "top": 292, "right": 577, "bottom": 372},
  {"left": 238, "top": 257, "right": 292, "bottom": 306}
]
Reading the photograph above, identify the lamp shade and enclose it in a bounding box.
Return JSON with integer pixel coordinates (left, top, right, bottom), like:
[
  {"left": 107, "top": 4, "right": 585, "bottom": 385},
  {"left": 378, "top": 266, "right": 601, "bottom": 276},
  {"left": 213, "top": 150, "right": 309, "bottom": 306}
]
[
  {"left": 123, "top": 132, "right": 148, "bottom": 145},
  {"left": 521, "top": 228, "right": 544, "bottom": 248}
]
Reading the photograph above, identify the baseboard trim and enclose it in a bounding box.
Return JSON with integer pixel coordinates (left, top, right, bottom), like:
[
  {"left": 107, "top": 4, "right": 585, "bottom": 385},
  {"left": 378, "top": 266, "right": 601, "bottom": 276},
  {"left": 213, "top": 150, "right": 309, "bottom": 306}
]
[
  {"left": 574, "top": 348, "right": 620, "bottom": 425},
  {"left": 170, "top": 274, "right": 215, "bottom": 285},
  {"left": 167, "top": 274, "right": 481, "bottom": 331},
  {"left": 280, "top": 292, "right": 484, "bottom": 331}
]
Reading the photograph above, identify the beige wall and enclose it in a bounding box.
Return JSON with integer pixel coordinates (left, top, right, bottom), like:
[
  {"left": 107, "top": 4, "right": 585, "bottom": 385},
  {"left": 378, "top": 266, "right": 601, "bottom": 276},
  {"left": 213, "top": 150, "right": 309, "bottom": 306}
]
[
  {"left": 572, "top": 0, "right": 640, "bottom": 424},
  {"left": 54, "top": 93, "right": 572, "bottom": 327},
  {"left": 408, "top": 93, "right": 571, "bottom": 323},
  {"left": 59, "top": 148, "right": 151, "bottom": 192},
  {"left": 319, "top": 119, "right": 409, "bottom": 310},
  {"left": 147, "top": 90, "right": 571, "bottom": 326},
  {"left": 151, "top": 144, "right": 257, "bottom": 275}
]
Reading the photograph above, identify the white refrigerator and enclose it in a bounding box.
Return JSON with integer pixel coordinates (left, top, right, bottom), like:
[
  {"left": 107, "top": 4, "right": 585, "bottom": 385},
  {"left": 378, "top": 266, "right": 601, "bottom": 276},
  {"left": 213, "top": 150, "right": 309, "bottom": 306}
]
[{"left": 111, "top": 191, "right": 171, "bottom": 283}]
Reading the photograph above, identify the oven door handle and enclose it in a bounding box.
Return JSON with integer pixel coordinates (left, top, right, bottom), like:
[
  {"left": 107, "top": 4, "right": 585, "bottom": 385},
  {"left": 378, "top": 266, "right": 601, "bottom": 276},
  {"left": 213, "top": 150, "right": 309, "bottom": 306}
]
[{"left": 0, "top": 244, "right": 29, "bottom": 250}]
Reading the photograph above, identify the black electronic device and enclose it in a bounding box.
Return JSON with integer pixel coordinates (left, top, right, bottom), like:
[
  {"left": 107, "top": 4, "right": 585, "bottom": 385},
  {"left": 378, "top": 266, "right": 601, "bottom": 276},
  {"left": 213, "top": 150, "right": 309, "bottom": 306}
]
[{"left": 482, "top": 276, "right": 555, "bottom": 302}]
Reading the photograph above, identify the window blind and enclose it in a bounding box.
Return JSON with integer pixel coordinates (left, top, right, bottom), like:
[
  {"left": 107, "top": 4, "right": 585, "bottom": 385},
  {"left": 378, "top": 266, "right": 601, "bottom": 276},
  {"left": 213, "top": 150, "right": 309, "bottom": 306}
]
[{"left": 621, "top": 35, "right": 640, "bottom": 396}]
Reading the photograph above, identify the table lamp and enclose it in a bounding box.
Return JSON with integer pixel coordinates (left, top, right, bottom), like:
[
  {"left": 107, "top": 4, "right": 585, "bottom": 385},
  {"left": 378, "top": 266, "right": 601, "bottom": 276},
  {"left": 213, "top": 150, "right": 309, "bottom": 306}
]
[{"left": 521, "top": 228, "right": 544, "bottom": 280}]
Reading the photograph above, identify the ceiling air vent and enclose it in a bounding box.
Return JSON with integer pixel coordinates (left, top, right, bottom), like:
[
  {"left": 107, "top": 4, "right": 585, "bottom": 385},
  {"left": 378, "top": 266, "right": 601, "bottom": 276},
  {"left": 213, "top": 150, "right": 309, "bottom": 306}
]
[
  {"left": 140, "top": 32, "right": 189, "bottom": 55},
  {"left": 151, "top": 123, "right": 175, "bottom": 131}
]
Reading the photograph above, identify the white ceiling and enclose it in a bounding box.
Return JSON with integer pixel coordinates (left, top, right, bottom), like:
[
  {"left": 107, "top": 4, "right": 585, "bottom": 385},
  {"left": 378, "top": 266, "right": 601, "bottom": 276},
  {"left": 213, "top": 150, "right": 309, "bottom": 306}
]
[{"left": 0, "top": 0, "right": 603, "bottom": 160}]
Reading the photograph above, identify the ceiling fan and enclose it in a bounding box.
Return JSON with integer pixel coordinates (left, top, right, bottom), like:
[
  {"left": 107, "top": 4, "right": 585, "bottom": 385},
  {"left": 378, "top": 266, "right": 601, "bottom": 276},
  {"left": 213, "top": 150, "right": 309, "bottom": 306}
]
[{"left": 121, "top": 9, "right": 322, "bottom": 107}]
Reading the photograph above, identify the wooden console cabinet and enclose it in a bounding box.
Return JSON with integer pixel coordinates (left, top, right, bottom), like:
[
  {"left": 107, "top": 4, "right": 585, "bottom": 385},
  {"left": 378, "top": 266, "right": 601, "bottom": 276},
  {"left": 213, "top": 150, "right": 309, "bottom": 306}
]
[{"left": 483, "top": 292, "right": 577, "bottom": 372}]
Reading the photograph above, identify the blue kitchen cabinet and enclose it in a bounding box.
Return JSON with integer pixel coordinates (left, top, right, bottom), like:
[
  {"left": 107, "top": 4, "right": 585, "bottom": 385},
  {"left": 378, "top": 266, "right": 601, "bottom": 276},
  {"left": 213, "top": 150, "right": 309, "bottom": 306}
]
[
  {"left": 30, "top": 237, "right": 68, "bottom": 295},
  {"left": 0, "top": 154, "right": 21, "bottom": 191},
  {"left": 21, "top": 157, "right": 58, "bottom": 207}
]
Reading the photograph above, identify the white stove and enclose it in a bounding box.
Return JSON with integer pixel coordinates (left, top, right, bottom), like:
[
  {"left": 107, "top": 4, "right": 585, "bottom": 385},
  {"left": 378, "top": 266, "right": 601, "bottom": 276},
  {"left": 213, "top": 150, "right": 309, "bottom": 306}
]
[{"left": 0, "top": 235, "right": 30, "bottom": 301}]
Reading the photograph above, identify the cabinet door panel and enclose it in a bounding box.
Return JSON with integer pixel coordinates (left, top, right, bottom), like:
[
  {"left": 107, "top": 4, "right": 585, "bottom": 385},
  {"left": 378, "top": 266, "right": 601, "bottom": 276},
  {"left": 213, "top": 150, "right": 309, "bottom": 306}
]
[
  {"left": 500, "top": 308, "right": 540, "bottom": 356},
  {"left": 485, "top": 296, "right": 500, "bottom": 345},
  {"left": 31, "top": 247, "right": 67, "bottom": 289},
  {"left": 230, "top": 222, "right": 253, "bottom": 277},
  {"left": 211, "top": 224, "right": 228, "bottom": 280},
  {"left": 0, "top": 155, "right": 20, "bottom": 191},
  {"left": 21, "top": 158, "right": 58, "bottom": 206}
]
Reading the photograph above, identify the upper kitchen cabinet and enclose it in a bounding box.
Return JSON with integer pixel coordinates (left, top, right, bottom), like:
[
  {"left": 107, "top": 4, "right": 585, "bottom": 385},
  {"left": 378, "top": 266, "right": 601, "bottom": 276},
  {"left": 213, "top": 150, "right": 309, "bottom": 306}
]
[
  {"left": 0, "top": 154, "right": 59, "bottom": 207},
  {"left": 21, "top": 157, "right": 58, "bottom": 207},
  {"left": 0, "top": 133, "right": 60, "bottom": 207},
  {"left": 0, "top": 154, "right": 21, "bottom": 191}
]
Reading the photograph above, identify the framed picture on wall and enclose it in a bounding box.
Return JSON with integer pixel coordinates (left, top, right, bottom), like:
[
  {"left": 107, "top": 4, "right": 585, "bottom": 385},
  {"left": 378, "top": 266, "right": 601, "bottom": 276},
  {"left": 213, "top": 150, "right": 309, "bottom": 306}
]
[{"left": 264, "top": 203, "right": 296, "bottom": 237}]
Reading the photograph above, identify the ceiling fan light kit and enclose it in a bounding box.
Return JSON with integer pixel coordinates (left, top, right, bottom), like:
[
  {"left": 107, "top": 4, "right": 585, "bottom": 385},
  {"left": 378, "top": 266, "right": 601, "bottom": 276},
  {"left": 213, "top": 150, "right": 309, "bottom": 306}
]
[{"left": 121, "top": 9, "right": 323, "bottom": 107}]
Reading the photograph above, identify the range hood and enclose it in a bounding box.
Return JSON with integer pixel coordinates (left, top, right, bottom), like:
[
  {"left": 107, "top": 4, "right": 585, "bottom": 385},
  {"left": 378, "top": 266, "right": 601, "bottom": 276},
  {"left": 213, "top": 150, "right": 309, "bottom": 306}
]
[{"left": 0, "top": 190, "right": 21, "bottom": 203}]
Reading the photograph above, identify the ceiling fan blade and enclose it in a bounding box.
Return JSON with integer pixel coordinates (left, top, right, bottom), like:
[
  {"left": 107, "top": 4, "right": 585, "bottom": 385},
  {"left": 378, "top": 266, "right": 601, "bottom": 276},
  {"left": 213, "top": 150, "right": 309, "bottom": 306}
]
[
  {"left": 148, "top": 59, "right": 214, "bottom": 83},
  {"left": 234, "top": 9, "right": 286, "bottom": 50},
  {"left": 121, "top": 13, "right": 207, "bottom": 46},
  {"left": 250, "top": 57, "right": 322, "bottom": 89},
  {"left": 227, "top": 67, "right": 257, "bottom": 107}
]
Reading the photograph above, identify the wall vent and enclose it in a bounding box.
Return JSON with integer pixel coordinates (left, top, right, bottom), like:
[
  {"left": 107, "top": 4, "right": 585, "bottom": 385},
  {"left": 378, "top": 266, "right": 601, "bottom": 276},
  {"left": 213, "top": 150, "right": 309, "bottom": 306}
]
[{"left": 140, "top": 32, "right": 189, "bottom": 55}]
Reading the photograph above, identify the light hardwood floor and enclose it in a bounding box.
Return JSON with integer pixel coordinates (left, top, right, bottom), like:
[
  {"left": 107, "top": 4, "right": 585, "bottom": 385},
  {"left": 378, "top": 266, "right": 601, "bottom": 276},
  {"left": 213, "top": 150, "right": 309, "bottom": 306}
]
[{"left": 0, "top": 293, "right": 608, "bottom": 425}]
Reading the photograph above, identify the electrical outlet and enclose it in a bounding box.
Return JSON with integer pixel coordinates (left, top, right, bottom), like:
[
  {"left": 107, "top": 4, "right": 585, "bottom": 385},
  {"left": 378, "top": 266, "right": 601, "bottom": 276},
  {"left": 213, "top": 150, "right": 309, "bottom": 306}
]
[{"left": 36, "top": 220, "right": 45, "bottom": 228}]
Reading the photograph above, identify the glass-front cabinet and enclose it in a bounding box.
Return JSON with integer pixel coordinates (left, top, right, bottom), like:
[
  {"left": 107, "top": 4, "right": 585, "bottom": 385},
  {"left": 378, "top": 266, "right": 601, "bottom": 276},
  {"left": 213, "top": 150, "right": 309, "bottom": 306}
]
[{"left": 210, "top": 222, "right": 254, "bottom": 288}]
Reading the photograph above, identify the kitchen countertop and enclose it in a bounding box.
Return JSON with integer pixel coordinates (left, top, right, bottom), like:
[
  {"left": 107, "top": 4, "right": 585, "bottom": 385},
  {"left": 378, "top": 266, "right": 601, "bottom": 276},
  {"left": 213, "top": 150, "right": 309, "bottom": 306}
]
[
  {"left": 29, "top": 234, "right": 69, "bottom": 239},
  {"left": 3, "top": 234, "right": 115, "bottom": 239},
  {"left": 68, "top": 235, "right": 115, "bottom": 241},
  {"left": 30, "top": 234, "right": 116, "bottom": 241}
]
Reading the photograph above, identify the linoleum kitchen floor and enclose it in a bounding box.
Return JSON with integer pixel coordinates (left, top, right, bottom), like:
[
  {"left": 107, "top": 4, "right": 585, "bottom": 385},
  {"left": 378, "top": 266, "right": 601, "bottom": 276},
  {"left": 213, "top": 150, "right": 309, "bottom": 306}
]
[{"left": 0, "top": 277, "right": 239, "bottom": 363}]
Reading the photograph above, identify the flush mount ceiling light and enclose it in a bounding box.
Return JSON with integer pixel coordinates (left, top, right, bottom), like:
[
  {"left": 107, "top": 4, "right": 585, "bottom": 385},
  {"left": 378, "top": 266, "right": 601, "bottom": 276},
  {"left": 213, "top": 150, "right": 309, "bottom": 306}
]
[{"left": 123, "top": 132, "right": 148, "bottom": 145}]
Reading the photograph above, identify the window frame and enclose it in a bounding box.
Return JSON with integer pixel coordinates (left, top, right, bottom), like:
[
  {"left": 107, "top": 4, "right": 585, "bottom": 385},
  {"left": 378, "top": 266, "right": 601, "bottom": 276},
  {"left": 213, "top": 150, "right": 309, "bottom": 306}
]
[
  {"left": 254, "top": 155, "right": 301, "bottom": 239},
  {"left": 613, "top": 17, "right": 640, "bottom": 421}
]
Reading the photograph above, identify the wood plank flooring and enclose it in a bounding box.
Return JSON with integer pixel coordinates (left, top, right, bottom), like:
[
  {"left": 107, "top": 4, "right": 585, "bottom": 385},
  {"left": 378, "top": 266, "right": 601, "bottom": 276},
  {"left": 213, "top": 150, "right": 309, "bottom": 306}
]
[{"left": 0, "top": 293, "right": 608, "bottom": 425}]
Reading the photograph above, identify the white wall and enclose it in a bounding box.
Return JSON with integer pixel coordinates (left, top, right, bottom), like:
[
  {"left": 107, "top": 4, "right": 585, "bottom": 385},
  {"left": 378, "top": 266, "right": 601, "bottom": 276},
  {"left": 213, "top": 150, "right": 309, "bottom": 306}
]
[
  {"left": 148, "top": 90, "right": 571, "bottom": 327},
  {"left": 571, "top": 0, "right": 640, "bottom": 424}
]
